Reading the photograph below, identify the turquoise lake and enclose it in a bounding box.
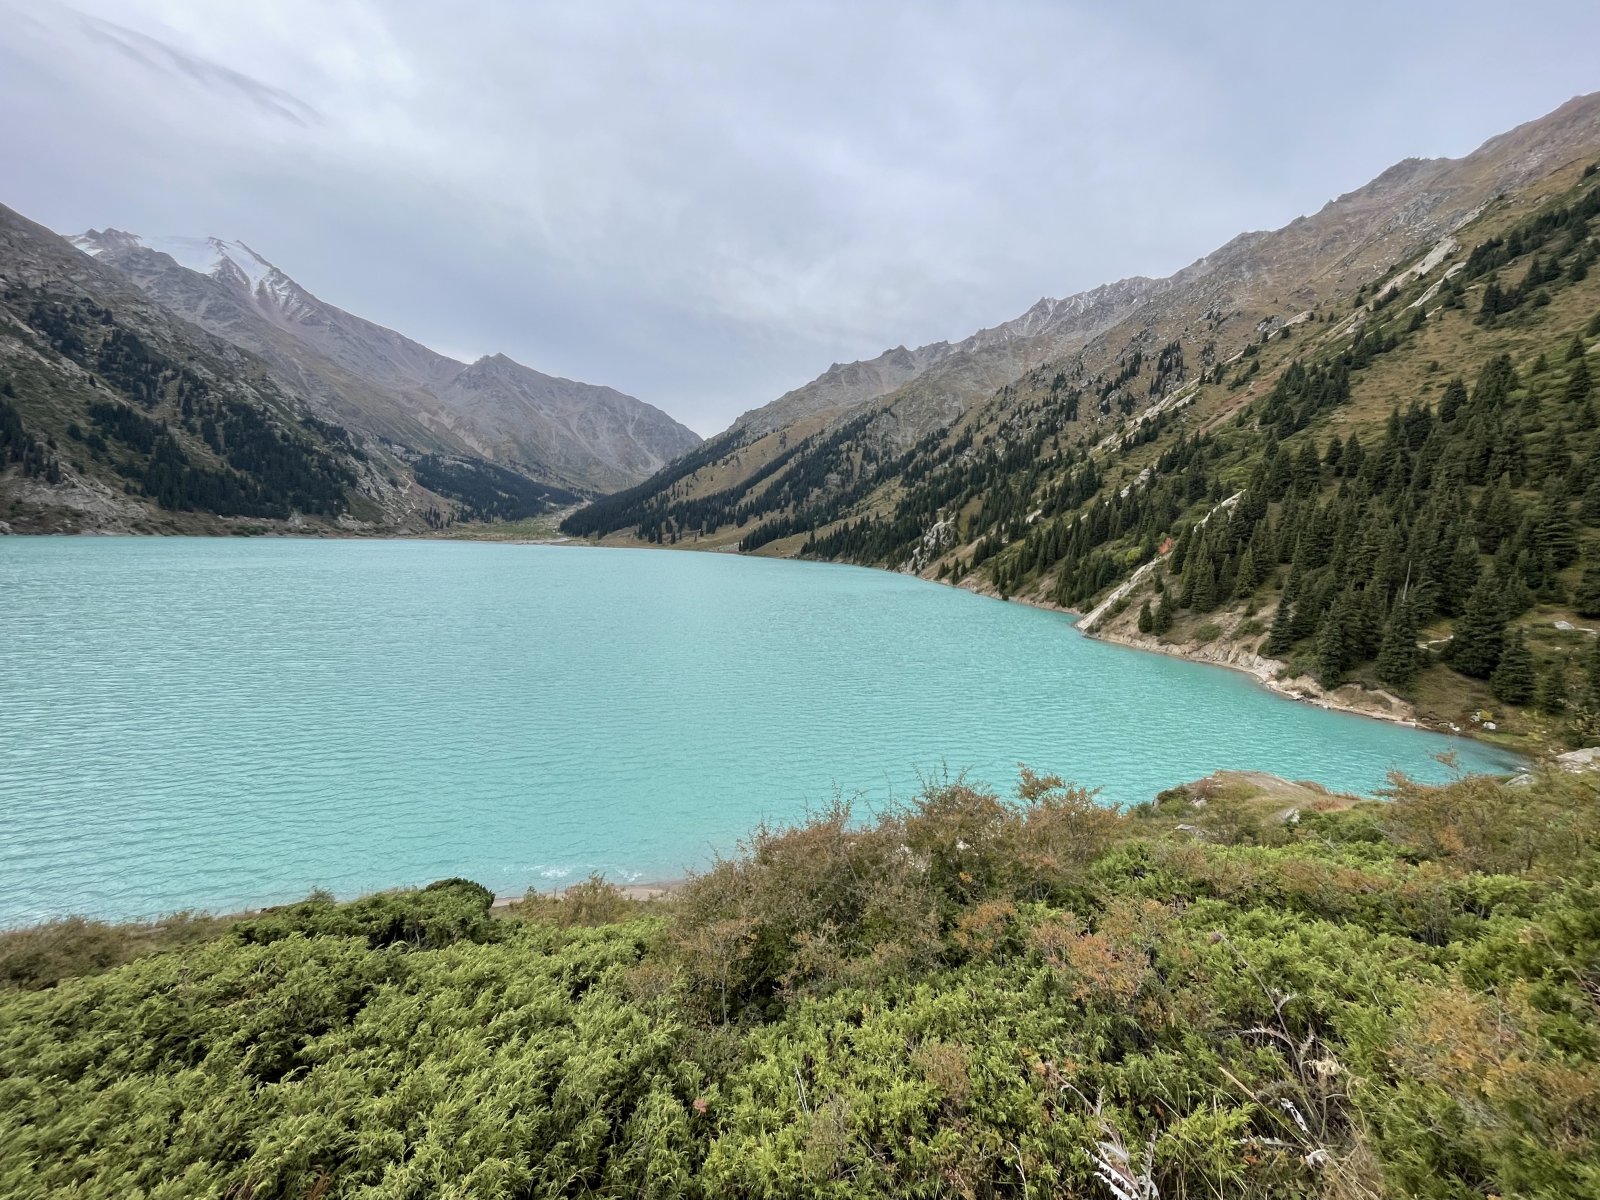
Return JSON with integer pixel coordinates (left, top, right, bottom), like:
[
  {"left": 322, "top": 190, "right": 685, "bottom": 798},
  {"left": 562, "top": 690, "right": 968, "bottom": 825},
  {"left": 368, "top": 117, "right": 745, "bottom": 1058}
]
[{"left": 0, "top": 537, "right": 1517, "bottom": 926}]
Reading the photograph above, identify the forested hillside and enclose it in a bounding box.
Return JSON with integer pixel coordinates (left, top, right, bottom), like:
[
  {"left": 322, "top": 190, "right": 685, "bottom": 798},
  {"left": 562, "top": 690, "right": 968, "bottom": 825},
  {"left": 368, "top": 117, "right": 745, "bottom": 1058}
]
[
  {"left": 565, "top": 119, "right": 1600, "bottom": 749},
  {"left": 1053, "top": 166, "right": 1600, "bottom": 747},
  {"left": 3, "top": 767, "right": 1596, "bottom": 1198},
  {"left": 0, "top": 204, "right": 581, "bottom": 533},
  {"left": 562, "top": 94, "right": 1600, "bottom": 562}
]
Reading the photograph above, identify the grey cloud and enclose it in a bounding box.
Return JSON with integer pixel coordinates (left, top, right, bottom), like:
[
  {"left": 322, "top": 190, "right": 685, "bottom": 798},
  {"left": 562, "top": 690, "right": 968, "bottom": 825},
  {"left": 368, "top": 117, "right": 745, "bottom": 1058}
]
[
  {"left": 75, "top": 13, "right": 321, "bottom": 126},
  {"left": 2, "top": 1, "right": 1599, "bottom": 437}
]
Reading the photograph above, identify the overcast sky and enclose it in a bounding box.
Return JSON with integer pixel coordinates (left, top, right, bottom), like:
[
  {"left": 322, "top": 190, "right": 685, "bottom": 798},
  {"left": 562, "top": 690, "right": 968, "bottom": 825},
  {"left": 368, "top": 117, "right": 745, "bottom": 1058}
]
[{"left": 3, "top": 1, "right": 1598, "bottom": 434}]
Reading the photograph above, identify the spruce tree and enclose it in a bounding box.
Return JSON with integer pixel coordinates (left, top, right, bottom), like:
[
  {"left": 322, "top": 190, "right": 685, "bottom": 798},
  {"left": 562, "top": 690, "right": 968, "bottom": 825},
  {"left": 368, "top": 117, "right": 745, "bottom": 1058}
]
[
  {"left": 1233, "top": 546, "right": 1257, "bottom": 600},
  {"left": 1374, "top": 599, "right": 1422, "bottom": 690},
  {"left": 1566, "top": 353, "right": 1593, "bottom": 404},
  {"left": 1532, "top": 498, "right": 1579, "bottom": 569},
  {"left": 1265, "top": 595, "right": 1296, "bottom": 657},
  {"left": 1315, "top": 590, "right": 1358, "bottom": 687},
  {"left": 1137, "top": 599, "right": 1154, "bottom": 634},
  {"left": 1535, "top": 657, "right": 1568, "bottom": 715},
  {"left": 1438, "top": 378, "right": 1468, "bottom": 423},
  {"left": 1576, "top": 562, "right": 1600, "bottom": 619},
  {"left": 1191, "top": 559, "right": 1218, "bottom": 612},
  {"left": 1440, "top": 537, "right": 1482, "bottom": 616},
  {"left": 1450, "top": 573, "right": 1507, "bottom": 679},
  {"left": 1490, "top": 628, "right": 1534, "bottom": 703},
  {"left": 1152, "top": 593, "right": 1173, "bottom": 635}
]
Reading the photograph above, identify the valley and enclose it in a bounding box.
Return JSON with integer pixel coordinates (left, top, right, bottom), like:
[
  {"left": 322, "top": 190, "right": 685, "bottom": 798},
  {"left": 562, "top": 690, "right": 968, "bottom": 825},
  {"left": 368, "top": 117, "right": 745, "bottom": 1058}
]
[
  {"left": 558, "top": 96, "right": 1600, "bottom": 757},
  {"left": 2, "top": 20, "right": 1599, "bottom": 1198}
]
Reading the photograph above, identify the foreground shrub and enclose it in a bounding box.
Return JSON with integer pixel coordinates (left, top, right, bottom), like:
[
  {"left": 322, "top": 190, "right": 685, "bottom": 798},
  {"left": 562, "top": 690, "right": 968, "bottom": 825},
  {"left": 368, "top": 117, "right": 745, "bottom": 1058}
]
[{"left": 1, "top": 770, "right": 1596, "bottom": 1198}]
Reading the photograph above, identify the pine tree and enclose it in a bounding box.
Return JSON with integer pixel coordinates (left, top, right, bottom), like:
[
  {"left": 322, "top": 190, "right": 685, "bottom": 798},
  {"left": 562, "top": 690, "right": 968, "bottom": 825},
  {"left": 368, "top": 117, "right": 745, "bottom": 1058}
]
[
  {"left": 1530, "top": 498, "right": 1577, "bottom": 570},
  {"left": 1567, "top": 355, "right": 1593, "bottom": 405},
  {"left": 1576, "top": 562, "right": 1600, "bottom": 619},
  {"left": 1191, "top": 558, "right": 1218, "bottom": 612},
  {"left": 1440, "top": 537, "right": 1482, "bottom": 617},
  {"left": 1293, "top": 439, "right": 1322, "bottom": 493},
  {"left": 1152, "top": 593, "right": 1173, "bottom": 635},
  {"left": 1438, "top": 378, "right": 1468, "bottom": 423},
  {"left": 1450, "top": 573, "right": 1506, "bottom": 679},
  {"left": 1265, "top": 595, "right": 1296, "bottom": 657},
  {"left": 1233, "top": 546, "right": 1257, "bottom": 600},
  {"left": 1479, "top": 280, "right": 1505, "bottom": 320},
  {"left": 1490, "top": 628, "right": 1534, "bottom": 704},
  {"left": 1535, "top": 657, "right": 1568, "bottom": 715},
  {"left": 1137, "top": 599, "right": 1154, "bottom": 634},
  {"left": 1374, "top": 599, "right": 1422, "bottom": 690},
  {"left": 1315, "top": 589, "right": 1359, "bottom": 687}
]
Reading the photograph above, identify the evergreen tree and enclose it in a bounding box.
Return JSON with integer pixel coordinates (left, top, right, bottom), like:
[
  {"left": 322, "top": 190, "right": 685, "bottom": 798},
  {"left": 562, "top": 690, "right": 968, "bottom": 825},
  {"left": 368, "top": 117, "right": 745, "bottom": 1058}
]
[
  {"left": 1532, "top": 497, "right": 1579, "bottom": 570},
  {"left": 1315, "top": 589, "right": 1359, "bottom": 687},
  {"left": 1137, "top": 599, "right": 1154, "bottom": 634},
  {"left": 1489, "top": 627, "right": 1534, "bottom": 704},
  {"left": 1342, "top": 435, "right": 1365, "bottom": 479},
  {"left": 1440, "top": 537, "right": 1482, "bottom": 616},
  {"left": 1479, "top": 280, "right": 1505, "bottom": 320},
  {"left": 1265, "top": 594, "right": 1296, "bottom": 657},
  {"left": 1450, "top": 573, "right": 1507, "bottom": 680},
  {"left": 1438, "top": 377, "right": 1468, "bottom": 423},
  {"left": 1190, "top": 558, "right": 1218, "bottom": 612},
  {"left": 1233, "top": 545, "right": 1257, "bottom": 600},
  {"left": 1535, "top": 657, "right": 1568, "bottom": 715},
  {"left": 1152, "top": 593, "right": 1173, "bottom": 635},
  {"left": 1374, "top": 598, "right": 1422, "bottom": 690},
  {"left": 1567, "top": 354, "right": 1593, "bottom": 405},
  {"left": 1575, "top": 562, "right": 1600, "bottom": 619}
]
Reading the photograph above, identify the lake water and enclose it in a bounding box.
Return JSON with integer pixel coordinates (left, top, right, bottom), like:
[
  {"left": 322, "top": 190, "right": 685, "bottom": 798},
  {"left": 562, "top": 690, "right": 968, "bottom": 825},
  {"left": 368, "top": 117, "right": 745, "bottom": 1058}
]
[{"left": 0, "top": 537, "right": 1516, "bottom": 926}]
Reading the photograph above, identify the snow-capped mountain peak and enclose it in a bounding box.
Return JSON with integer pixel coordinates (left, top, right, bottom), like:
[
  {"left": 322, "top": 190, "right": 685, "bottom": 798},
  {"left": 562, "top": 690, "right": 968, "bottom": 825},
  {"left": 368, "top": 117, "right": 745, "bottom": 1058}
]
[{"left": 71, "top": 230, "right": 279, "bottom": 293}]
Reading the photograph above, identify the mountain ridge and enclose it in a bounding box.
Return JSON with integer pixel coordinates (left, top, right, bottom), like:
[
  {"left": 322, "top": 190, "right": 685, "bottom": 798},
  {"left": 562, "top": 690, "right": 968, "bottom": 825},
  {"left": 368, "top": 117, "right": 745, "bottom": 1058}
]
[
  {"left": 565, "top": 91, "right": 1600, "bottom": 548},
  {"left": 69, "top": 228, "right": 701, "bottom": 493}
]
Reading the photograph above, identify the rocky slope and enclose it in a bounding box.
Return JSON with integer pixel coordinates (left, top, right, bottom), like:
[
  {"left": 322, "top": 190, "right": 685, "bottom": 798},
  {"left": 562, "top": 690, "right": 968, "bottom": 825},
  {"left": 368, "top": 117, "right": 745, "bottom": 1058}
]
[
  {"left": 0, "top": 205, "right": 429, "bottom": 534},
  {"left": 564, "top": 92, "right": 1600, "bottom": 755},
  {"left": 565, "top": 92, "right": 1600, "bottom": 549},
  {"left": 69, "top": 230, "right": 701, "bottom": 493}
]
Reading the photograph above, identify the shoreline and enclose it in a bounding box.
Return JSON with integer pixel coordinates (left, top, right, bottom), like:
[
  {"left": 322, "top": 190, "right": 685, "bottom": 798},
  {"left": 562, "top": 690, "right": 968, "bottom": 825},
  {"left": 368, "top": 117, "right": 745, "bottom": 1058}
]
[
  {"left": 934, "top": 569, "right": 1469, "bottom": 740},
  {"left": 8, "top": 524, "right": 1528, "bottom": 752},
  {"left": 492, "top": 878, "right": 683, "bottom": 909}
]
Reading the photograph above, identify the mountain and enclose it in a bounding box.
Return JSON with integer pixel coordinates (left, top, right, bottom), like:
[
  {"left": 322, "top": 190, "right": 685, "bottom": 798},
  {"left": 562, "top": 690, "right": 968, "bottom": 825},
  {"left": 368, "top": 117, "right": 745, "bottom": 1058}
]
[
  {"left": 68, "top": 230, "right": 701, "bottom": 493},
  {"left": 730, "top": 277, "right": 1161, "bottom": 442},
  {"left": 568, "top": 93, "right": 1600, "bottom": 550},
  {"left": 0, "top": 204, "right": 432, "bottom": 533},
  {"left": 565, "top": 92, "right": 1600, "bottom": 749}
]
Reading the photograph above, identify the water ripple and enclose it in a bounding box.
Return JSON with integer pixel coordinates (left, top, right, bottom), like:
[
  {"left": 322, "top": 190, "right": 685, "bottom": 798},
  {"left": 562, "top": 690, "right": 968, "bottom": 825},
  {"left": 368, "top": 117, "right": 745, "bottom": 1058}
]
[{"left": 0, "top": 538, "right": 1515, "bottom": 925}]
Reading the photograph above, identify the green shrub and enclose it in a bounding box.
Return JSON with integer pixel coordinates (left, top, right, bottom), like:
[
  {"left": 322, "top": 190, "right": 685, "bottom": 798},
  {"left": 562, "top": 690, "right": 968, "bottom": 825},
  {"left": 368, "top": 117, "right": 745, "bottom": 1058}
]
[{"left": 2, "top": 771, "right": 1597, "bottom": 1198}]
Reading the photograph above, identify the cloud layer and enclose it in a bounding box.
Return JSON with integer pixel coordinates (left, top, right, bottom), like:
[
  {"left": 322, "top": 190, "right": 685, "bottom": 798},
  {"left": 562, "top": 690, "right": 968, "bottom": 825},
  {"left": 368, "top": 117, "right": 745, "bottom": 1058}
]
[{"left": 4, "top": 0, "right": 1597, "bottom": 434}]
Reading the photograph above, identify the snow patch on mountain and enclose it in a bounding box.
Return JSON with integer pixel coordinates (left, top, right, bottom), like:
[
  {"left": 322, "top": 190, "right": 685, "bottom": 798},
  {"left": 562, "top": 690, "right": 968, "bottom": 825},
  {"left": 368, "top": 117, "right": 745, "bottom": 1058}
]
[{"left": 71, "top": 230, "right": 276, "bottom": 292}]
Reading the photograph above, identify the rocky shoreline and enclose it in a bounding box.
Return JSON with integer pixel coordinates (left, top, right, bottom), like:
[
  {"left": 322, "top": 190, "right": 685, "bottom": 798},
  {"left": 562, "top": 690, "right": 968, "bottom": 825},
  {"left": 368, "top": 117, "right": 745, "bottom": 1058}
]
[{"left": 949, "top": 571, "right": 1470, "bottom": 740}]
